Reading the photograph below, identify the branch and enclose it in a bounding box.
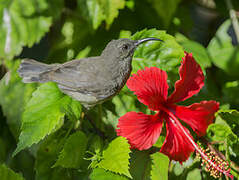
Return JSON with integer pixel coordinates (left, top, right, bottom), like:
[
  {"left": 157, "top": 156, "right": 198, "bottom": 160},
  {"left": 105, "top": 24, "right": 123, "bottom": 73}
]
[{"left": 225, "top": 0, "right": 239, "bottom": 43}]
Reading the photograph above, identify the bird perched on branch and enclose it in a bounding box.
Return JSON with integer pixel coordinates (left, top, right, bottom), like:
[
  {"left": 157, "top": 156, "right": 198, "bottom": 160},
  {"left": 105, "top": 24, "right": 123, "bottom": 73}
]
[{"left": 18, "top": 38, "right": 162, "bottom": 108}]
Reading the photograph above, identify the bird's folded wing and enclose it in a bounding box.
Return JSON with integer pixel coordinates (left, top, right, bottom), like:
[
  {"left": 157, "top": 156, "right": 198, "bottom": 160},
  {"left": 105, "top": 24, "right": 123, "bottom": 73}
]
[{"left": 49, "top": 58, "right": 112, "bottom": 93}]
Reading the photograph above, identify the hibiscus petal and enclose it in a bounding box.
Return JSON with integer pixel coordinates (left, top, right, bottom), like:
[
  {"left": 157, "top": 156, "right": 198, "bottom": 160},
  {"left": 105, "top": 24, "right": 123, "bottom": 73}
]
[
  {"left": 173, "top": 101, "right": 219, "bottom": 136},
  {"left": 127, "top": 67, "right": 168, "bottom": 110},
  {"left": 117, "top": 112, "right": 163, "bottom": 150},
  {"left": 160, "top": 116, "right": 194, "bottom": 163},
  {"left": 167, "top": 52, "right": 204, "bottom": 104}
]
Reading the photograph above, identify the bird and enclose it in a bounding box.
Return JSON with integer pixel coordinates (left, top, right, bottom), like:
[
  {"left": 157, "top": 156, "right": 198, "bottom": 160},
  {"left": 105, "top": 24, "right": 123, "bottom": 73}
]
[{"left": 18, "top": 38, "right": 163, "bottom": 108}]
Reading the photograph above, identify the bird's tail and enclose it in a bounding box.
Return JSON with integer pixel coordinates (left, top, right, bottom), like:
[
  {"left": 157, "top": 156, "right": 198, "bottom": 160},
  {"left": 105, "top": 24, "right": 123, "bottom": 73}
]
[{"left": 18, "top": 59, "right": 56, "bottom": 83}]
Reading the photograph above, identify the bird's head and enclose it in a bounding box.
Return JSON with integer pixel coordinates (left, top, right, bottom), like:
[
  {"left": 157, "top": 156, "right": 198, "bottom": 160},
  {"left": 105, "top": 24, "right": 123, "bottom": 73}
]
[{"left": 101, "top": 38, "right": 163, "bottom": 62}]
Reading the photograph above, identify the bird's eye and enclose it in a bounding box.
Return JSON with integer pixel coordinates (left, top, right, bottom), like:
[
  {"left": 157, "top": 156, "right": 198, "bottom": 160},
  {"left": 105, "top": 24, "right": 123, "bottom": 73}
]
[{"left": 122, "top": 44, "right": 129, "bottom": 51}]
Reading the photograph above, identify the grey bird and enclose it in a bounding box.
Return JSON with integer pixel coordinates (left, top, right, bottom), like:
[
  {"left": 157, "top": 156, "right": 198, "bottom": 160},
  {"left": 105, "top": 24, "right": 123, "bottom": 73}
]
[{"left": 18, "top": 38, "right": 162, "bottom": 108}]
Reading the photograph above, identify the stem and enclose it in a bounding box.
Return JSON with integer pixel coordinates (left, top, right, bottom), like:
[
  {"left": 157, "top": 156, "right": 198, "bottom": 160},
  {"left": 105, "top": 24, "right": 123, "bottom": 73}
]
[
  {"left": 84, "top": 113, "right": 106, "bottom": 139},
  {"left": 160, "top": 107, "right": 233, "bottom": 179},
  {"left": 58, "top": 122, "right": 74, "bottom": 148},
  {"left": 98, "top": 104, "right": 103, "bottom": 130},
  {"left": 225, "top": 0, "right": 239, "bottom": 43},
  {"left": 65, "top": 123, "right": 74, "bottom": 138}
]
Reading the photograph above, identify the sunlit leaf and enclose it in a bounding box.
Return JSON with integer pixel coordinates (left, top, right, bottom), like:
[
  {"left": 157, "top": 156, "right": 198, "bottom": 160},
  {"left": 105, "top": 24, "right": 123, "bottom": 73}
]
[
  {"left": 77, "top": 0, "right": 125, "bottom": 29},
  {"left": 90, "top": 168, "right": 128, "bottom": 180},
  {"left": 186, "top": 168, "right": 201, "bottom": 180},
  {"left": 150, "top": 152, "right": 169, "bottom": 180},
  {"left": 13, "top": 82, "right": 72, "bottom": 156},
  {"left": 98, "top": 137, "right": 131, "bottom": 178},
  {"left": 0, "top": 0, "right": 63, "bottom": 60},
  {"left": 131, "top": 28, "right": 184, "bottom": 74},
  {"left": 119, "top": 30, "right": 132, "bottom": 38},
  {"left": 75, "top": 46, "right": 92, "bottom": 59}
]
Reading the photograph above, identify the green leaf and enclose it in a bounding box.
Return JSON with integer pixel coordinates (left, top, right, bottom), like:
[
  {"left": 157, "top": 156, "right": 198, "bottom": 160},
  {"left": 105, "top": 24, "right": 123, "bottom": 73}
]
[
  {"left": 53, "top": 131, "right": 87, "bottom": 168},
  {"left": 173, "top": 162, "right": 184, "bottom": 176},
  {"left": 153, "top": 135, "right": 166, "bottom": 148},
  {"left": 103, "top": 0, "right": 125, "bottom": 29},
  {"left": 77, "top": 0, "right": 125, "bottom": 29},
  {"left": 0, "top": 164, "right": 24, "bottom": 180},
  {"left": 131, "top": 28, "right": 184, "bottom": 74},
  {"left": 217, "top": 109, "right": 239, "bottom": 137},
  {"left": 147, "top": 0, "right": 181, "bottom": 27},
  {"left": 75, "top": 46, "right": 92, "bottom": 59},
  {"left": 222, "top": 81, "right": 239, "bottom": 107},
  {"left": 129, "top": 151, "right": 151, "bottom": 180},
  {"left": 103, "top": 93, "right": 140, "bottom": 128},
  {"left": 0, "top": 60, "right": 36, "bottom": 138},
  {"left": 207, "top": 19, "right": 239, "bottom": 76},
  {"left": 207, "top": 123, "right": 239, "bottom": 154},
  {"left": 90, "top": 168, "right": 129, "bottom": 180},
  {"left": 47, "top": 16, "right": 92, "bottom": 62},
  {"left": 207, "top": 123, "right": 237, "bottom": 142},
  {"left": 88, "top": 134, "right": 104, "bottom": 152},
  {"left": 0, "top": 138, "right": 7, "bottom": 162},
  {"left": 119, "top": 30, "right": 132, "bottom": 39},
  {"left": 13, "top": 82, "right": 72, "bottom": 156},
  {"left": 175, "top": 32, "right": 189, "bottom": 42},
  {"left": 0, "top": 0, "right": 63, "bottom": 59},
  {"left": 186, "top": 168, "right": 201, "bottom": 180},
  {"left": 179, "top": 40, "right": 211, "bottom": 69},
  {"left": 35, "top": 131, "right": 76, "bottom": 180},
  {"left": 87, "top": 134, "right": 105, "bottom": 169},
  {"left": 64, "top": 98, "right": 82, "bottom": 122},
  {"left": 102, "top": 90, "right": 152, "bottom": 131},
  {"left": 150, "top": 152, "right": 169, "bottom": 180},
  {"left": 98, "top": 137, "right": 131, "bottom": 178}
]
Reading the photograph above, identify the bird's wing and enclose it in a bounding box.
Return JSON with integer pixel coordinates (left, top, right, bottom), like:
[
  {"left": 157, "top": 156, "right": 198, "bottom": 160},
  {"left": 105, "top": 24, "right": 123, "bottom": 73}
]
[{"left": 49, "top": 57, "right": 112, "bottom": 95}]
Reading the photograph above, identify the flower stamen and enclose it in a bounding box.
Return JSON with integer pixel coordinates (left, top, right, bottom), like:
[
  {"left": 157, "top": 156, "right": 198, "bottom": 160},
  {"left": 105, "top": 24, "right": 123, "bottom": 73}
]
[{"left": 196, "top": 144, "right": 231, "bottom": 179}]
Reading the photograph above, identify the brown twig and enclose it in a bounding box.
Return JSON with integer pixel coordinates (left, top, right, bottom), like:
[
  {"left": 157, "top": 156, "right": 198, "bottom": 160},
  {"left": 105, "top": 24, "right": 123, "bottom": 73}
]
[{"left": 210, "top": 141, "right": 225, "bottom": 145}]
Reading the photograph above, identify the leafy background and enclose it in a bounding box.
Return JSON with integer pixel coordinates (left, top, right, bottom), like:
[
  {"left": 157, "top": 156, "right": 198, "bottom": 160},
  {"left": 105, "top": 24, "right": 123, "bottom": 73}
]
[{"left": 0, "top": 0, "right": 239, "bottom": 179}]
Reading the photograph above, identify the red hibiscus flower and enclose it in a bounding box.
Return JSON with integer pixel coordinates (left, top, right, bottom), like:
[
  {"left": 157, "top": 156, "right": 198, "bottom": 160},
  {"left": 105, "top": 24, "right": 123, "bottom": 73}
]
[{"left": 117, "top": 52, "right": 233, "bottom": 179}]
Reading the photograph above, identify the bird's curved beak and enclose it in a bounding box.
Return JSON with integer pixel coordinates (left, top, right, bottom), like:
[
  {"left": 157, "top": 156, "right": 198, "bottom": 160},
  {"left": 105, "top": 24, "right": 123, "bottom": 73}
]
[{"left": 134, "top": 37, "right": 163, "bottom": 46}]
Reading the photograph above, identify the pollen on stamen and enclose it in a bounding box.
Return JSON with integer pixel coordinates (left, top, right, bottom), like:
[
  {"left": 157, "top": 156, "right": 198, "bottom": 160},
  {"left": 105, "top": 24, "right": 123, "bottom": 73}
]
[{"left": 196, "top": 143, "right": 232, "bottom": 179}]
